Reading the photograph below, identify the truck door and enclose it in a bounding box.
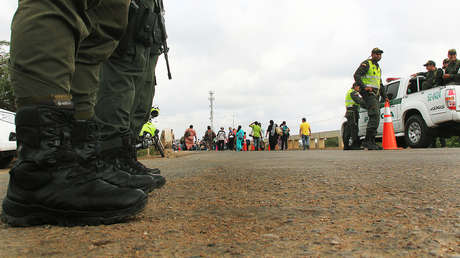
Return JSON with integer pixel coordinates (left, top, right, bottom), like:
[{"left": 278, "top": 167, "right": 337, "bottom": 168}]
[
  {"left": 376, "top": 81, "right": 402, "bottom": 135},
  {"left": 424, "top": 86, "right": 449, "bottom": 124}
]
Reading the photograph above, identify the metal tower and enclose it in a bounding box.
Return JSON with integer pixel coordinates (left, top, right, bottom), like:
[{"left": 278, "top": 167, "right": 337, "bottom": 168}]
[{"left": 209, "top": 91, "right": 215, "bottom": 131}]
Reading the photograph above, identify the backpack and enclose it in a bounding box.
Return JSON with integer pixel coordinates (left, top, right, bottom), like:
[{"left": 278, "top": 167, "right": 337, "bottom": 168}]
[
  {"left": 275, "top": 126, "right": 283, "bottom": 136},
  {"left": 184, "top": 130, "right": 191, "bottom": 137}
]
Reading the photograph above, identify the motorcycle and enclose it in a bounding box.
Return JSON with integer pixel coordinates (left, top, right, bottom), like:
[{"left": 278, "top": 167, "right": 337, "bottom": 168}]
[{"left": 137, "top": 107, "right": 165, "bottom": 157}]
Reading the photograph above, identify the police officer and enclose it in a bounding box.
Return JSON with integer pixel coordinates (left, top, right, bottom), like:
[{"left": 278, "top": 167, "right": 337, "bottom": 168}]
[
  {"left": 343, "top": 82, "right": 366, "bottom": 150},
  {"left": 411, "top": 60, "right": 444, "bottom": 90},
  {"left": 354, "top": 48, "right": 388, "bottom": 150},
  {"left": 443, "top": 49, "right": 460, "bottom": 85},
  {"left": 3, "top": 0, "right": 149, "bottom": 226},
  {"left": 94, "top": 0, "right": 168, "bottom": 186}
]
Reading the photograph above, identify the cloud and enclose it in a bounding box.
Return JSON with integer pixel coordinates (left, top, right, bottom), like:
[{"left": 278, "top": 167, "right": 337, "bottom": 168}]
[{"left": 1, "top": 0, "right": 459, "bottom": 138}]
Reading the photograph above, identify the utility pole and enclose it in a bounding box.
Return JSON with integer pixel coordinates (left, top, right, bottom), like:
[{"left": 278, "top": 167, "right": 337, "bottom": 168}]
[{"left": 209, "top": 91, "right": 215, "bottom": 132}]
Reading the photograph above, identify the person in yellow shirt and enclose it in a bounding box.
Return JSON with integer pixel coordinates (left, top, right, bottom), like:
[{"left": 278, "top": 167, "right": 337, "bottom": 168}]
[{"left": 299, "top": 118, "right": 311, "bottom": 150}]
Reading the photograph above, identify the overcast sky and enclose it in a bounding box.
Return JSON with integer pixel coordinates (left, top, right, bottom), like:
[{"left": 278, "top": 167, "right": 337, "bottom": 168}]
[{"left": 1, "top": 0, "right": 459, "bottom": 139}]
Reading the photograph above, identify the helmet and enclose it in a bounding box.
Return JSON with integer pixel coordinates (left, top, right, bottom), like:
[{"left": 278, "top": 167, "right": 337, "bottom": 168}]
[{"left": 151, "top": 106, "right": 160, "bottom": 118}]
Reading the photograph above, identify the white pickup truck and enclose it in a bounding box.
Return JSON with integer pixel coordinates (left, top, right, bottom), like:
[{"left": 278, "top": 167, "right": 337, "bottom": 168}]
[
  {"left": 342, "top": 76, "right": 460, "bottom": 148},
  {"left": 0, "top": 108, "right": 16, "bottom": 168}
]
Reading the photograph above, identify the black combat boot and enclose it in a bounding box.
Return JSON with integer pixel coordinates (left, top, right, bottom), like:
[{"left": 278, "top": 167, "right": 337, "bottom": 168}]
[
  {"left": 369, "top": 134, "right": 383, "bottom": 150},
  {"left": 130, "top": 138, "right": 161, "bottom": 175},
  {"left": 109, "top": 135, "right": 165, "bottom": 190},
  {"left": 362, "top": 135, "right": 371, "bottom": 149},
  {"left": 1, "top": 105, "right": 147, "bottom": 227},
  {"left": 72, "top": 120, "right": 160, "bottom": 194}
]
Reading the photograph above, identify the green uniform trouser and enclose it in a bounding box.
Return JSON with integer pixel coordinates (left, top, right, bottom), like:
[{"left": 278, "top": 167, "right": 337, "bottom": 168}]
[
  {"left": 10, "top": 0, "right": 129, "bottom": 116},
  {"left": 131, "top": 53, "right": 159, "bottom": 140},
  {"left": 95, "top": 0, "right": 160, "bottom": 140},
  {"left": 362, "top": 94, "right": 380, "bottom": 137},
  {"left": 94, "top": 43, "right": 150, "bottom": 139},
  {"left": 344, "top": 108, "right": 359, "bottom": 146}
]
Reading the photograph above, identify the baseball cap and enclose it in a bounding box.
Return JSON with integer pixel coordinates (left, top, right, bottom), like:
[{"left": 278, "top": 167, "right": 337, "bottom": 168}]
[
  {"left": 371, "top": 48, "right": 384, "bottom": 54},
  {"left": 448, "top": 49, "right": 456, "bottom": 55},
  {"left": 423, "top": 60, "right": 436, "bottom": 66}
]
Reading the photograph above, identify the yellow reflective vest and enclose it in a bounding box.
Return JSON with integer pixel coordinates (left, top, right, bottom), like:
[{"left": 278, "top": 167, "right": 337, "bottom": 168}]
[
  {"left": 345, "top": 89, "right": 359, "bottom": 108},
  {"left": 362, "top": 60, "right": 381, "bottom": 90}
]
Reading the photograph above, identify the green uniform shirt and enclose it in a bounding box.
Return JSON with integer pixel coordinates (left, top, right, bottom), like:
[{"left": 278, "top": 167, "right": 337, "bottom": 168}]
[
  {"left": 444, "top": 60, "right": 460, "bottom": 85},
  {"left": 416, "top": 68, "right": 444, "bottom": 90},
  {"left": 354, "top": 59, "right": 386, "bottom": 99},
  {"left": 345, "top": 89, "right": 365, "bottom": 108}
]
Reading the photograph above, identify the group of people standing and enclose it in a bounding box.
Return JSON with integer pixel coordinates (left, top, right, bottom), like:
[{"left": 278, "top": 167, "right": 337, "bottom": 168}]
[
  {"left": 344, "top": 48, "right": 460, "bottom": 150},
  {"left": 182, "top": 118, "right": 312, "bottom": 151}
]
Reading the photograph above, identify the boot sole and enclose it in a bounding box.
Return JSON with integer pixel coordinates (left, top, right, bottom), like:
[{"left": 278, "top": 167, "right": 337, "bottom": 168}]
[{"left": 1, "top": 196, "right": 147, "bottom": 227}]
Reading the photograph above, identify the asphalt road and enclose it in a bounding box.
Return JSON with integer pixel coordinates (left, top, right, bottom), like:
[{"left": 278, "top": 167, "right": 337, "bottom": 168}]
[{"left": 0, "top": 149, "right": 459, "bottom": 257}]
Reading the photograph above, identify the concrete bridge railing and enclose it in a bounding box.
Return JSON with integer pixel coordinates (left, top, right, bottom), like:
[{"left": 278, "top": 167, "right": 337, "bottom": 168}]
[{"left": 287, "top": 130, "right": 343, "bottom": 150}]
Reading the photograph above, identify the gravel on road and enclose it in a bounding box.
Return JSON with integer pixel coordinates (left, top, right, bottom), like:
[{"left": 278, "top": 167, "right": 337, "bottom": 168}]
[{"left": 0, "top": 149, "right": 459, "bottom": 257}]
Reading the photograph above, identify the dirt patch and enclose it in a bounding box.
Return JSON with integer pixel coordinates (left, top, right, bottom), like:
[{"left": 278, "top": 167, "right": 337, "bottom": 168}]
[{"left": 0, "top": 149, "right": 459, "bottom": 257}]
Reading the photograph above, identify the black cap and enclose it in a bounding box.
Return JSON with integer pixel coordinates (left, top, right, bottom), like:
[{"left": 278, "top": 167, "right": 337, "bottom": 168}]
[
  {"left": 371, "top": 48, "right": 384, "bottom": 54},
  {"left": 423, "top": 60, "right": 436, "bottom": 67},
  {"left": 448, "top": 49, "right": 456, "bottom": 55}
]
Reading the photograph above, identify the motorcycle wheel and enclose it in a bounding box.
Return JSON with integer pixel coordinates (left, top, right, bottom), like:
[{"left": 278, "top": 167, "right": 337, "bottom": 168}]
[{"left": 153, "top": 134, "right": 165, "bottom": 157}]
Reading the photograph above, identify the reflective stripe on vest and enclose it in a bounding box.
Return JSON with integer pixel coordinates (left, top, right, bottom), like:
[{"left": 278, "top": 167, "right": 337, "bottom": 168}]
[
  {"left": 362, "top": 60, "right": 381, "bottom": 89},
  {"left": 345, "top": 89, "right": 359, "bottom": 108}
]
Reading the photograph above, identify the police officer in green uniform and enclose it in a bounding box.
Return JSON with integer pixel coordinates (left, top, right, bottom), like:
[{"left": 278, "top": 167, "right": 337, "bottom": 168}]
[
  {"left": 94, "top": 0, "right": 168, "bottom": 185},
  {"left": 443, "top": 49, "right": 460, "bottom": 85},
  {"left": 343, "top": 82, "right": 366, "bottom": 150},
  {"left": 3, "top": 0, "right": 151, "bottom": 227},
  {"left": 411, "top": 60, "right": 444, "bottom": 90},
  {"left": 354, "top": 48, "right": 388, "bottom": 150}
]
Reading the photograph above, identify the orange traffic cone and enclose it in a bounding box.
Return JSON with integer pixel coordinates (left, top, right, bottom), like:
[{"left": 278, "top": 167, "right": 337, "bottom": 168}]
[
  {"left": 382, "top": 100, "right": 402, "bottom": 150},
  {"left": 251, "top": 145, "right": 255, "bottom": 151},
  {"left": 268, "top": 145, "right": 271, "bottom": 151},
  {"left": 243, "top": 142, "right": 247, "bottom": 151}
]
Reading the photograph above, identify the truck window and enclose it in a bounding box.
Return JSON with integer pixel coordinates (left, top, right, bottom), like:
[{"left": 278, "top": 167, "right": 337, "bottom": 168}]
[
  {"left": 406, "top": 78, "right": 419, "bottom": 94},
  {"left": 385, "top": 81, "right": 400, "bottom": 100},
  {"left": 417, "top": 76, "right": 428, "bottom": 91}
]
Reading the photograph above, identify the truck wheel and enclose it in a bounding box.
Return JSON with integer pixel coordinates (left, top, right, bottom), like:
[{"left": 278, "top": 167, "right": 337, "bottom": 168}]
[
  {"left": 0, "top": 155, "right": 13, "bottom": 169},
  {"left": 404, "top": 115, "right": 432, "bottom": 148}
]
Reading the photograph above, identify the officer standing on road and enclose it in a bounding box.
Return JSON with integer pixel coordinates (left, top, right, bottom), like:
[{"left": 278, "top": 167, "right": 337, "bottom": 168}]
[
  {"left": 354, "top": 48, "right": 388, "bottom": 150},
  {"left": 443, "top": 49, "right": 460, "bottom": 85},
  {"left": 3, "top": 0, "right": 150, "bottom": 227},
  {"left": 343, "top": 82, "right": 366, "bottom": 150},
  {"left": 411, "top": 60, "right": 444, "bottom": 90},
  {"left": 94, "top": 0, "right": 169, "bottom": 186}
]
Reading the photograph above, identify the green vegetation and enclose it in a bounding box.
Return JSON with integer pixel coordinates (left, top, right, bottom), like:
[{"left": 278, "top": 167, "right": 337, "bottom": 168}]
[
  {"left": 325, "top": 137, "right": 339, "bottom": 147},
  {"left": 0, "top": 41, "right": 15, "bottom": 112}
]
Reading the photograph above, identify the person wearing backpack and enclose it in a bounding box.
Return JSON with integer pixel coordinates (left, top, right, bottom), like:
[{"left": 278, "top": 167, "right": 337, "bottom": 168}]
[
  {"left": 227, "top": 127, "right": 235, "bottom": 151},
  {"left": 265, "top": 120, "right": 278, "bottom": 151},
  {"left": 280, "top": 121, "right": 290, "bottom": 150},
  {"left": 203, "top": 126, "right": 216, "bottom": 151},
  {"left": 236, "top": 126, "right": 244, "bottom": 152},
  {"left": 216, "top": 127, "right": 227, "bottom": 151}
]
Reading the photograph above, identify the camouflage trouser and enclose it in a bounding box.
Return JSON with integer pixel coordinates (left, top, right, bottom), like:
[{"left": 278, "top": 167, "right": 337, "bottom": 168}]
[
  {"left": 363, "top": 94, "right": 380, "bottom": 137},
  {"left": 10, "top": 0, "right": 129, "bottom": 118}
]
